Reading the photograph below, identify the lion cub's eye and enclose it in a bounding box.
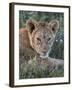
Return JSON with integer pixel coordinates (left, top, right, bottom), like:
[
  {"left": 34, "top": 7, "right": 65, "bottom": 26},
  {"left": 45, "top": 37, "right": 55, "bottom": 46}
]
[
  {"left": 37, "top": 37, "right": 41, "bottom": 42},
  {"left": 48, "top": 37, "right": 51, "bottom": 41}
]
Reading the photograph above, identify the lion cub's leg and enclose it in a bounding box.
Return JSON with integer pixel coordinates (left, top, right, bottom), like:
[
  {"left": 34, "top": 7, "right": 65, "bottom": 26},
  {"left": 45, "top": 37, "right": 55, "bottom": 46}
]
[
  {"left": 48, "top": 57, "right": 64, "bottom": 72},
  {"left": 37, "top": 56, "right": 64, "bottom": 72}
]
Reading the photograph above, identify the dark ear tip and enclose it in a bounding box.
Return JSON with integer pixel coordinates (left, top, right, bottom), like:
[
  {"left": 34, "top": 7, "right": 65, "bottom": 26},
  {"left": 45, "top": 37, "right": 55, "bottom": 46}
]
[
  {"left": 50, "top": 20, "right": 59, "bottom": 29},
  {"left": 26, "top": 19, "right": 36, "bottom": 33},
  {"left": 51, "top": 20, "right": 59, "bottom": 25},
  {"left": 26, "top": 19, "right": 32, "bottom": 25}
]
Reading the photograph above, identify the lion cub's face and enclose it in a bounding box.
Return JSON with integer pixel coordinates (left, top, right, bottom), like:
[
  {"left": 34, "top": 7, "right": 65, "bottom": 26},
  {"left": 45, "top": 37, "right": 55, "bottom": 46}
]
[{"left": 27, "top": 19, "right": 59, "bottom": 58}]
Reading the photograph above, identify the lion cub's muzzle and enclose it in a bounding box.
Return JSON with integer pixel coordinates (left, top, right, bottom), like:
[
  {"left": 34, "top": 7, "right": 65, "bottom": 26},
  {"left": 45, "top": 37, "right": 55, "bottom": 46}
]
[{"left": 40, "top": 51, "right": 48, "bottom": 59}]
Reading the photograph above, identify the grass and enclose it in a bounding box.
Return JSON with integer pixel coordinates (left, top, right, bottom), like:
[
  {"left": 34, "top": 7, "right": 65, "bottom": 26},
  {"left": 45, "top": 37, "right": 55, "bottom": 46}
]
[{"left": 19, "top": 57, "right": 64, "bottom": 79}]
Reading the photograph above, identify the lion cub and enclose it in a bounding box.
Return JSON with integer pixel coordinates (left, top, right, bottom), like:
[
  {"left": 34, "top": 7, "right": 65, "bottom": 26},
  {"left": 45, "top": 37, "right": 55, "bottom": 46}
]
[{"left": 19, "top": 19, "right": 64, "bottom": 71}]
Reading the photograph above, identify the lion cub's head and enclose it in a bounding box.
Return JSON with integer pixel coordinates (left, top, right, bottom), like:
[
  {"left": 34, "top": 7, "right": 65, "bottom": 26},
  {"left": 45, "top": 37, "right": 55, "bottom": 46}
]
[{"left": 26, "top": 19, "right": 59, "bottom": 58}]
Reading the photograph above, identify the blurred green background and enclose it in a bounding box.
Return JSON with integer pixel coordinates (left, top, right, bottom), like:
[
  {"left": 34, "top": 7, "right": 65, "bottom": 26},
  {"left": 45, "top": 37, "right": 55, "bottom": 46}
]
[{"left": 19, "top": 11, "right": 64, "bottom": 79}]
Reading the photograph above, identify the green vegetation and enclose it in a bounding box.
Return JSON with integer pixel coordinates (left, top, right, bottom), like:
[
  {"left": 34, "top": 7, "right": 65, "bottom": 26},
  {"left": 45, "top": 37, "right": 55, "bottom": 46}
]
[
  {"left": 19, "top": 11, "right": 64, "bottom": 79},
  {"left": 19, "top": 57, "right": 64, "bottom": 79}
]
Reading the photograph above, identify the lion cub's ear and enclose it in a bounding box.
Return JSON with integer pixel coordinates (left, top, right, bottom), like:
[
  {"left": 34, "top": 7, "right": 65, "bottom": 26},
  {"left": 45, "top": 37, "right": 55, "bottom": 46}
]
[
  {"left": 26, "top": 19, "right": 37, "bottom": 33},
  {"left": 49, "top": 20, "right": 59, "bottom": 34}
]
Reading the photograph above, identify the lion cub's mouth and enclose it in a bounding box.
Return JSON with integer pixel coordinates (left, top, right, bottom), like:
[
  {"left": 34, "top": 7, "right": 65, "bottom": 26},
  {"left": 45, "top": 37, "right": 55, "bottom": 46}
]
[{"left": 40, "top": 53, "right": 48, "bottom": 59}]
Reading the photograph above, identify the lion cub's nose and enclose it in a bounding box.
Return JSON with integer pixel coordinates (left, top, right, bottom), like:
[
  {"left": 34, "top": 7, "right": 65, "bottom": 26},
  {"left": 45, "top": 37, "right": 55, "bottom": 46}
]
[{"left": 42, "top": 51, "right": 47, "bottom": 54}]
